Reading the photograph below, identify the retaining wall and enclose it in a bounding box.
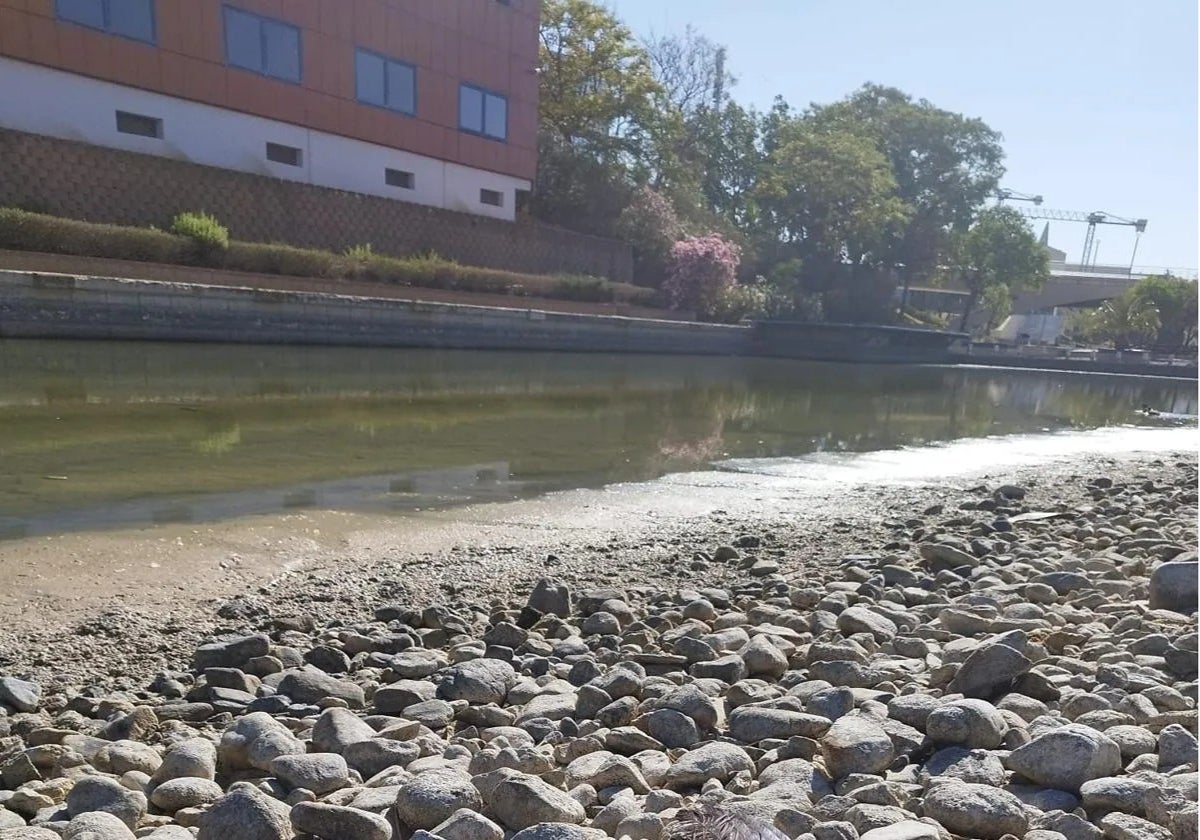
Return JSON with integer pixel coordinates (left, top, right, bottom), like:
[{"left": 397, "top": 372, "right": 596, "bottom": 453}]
[
  {"left": 0, "top": 128, "right": 634, "bottom": 282},
  {"left": 0, "top": 271, "right": 748, "bottom": 356}
]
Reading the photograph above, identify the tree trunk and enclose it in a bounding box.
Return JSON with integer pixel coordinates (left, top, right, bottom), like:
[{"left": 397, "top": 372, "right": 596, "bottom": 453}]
[{"left": 958, "top": 290, "right": 978, "bottom": 333}]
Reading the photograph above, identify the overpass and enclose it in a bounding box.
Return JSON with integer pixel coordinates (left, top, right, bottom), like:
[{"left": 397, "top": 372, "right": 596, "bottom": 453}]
[{"left": 907, "top": 262, "right": 1197, "bottom": 320}]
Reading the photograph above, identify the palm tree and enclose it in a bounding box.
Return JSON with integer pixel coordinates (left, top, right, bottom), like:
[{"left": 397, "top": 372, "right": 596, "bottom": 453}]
[{"left": 1091, "top": 291, "right": 1161, "bottom": 349}]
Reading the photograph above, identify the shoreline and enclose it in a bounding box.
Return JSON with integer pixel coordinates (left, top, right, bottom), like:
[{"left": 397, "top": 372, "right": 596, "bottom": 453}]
[{"left": 1, "top": 440, "right": 1194, "bottom": 690}]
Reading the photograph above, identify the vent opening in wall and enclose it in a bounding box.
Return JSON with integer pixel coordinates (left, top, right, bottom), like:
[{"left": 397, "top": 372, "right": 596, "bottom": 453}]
[
  {"left": 115, "top": 110, "right": 162, "bottom": 138},
  {"left": 385, "top": 168, "right": 415, "bottom": 189},
  {"left": 266, "top": 142, "right": 303, "bottom": 166},
  {"left": 480, "top": 189, "right": 504, "bottom": 207}
]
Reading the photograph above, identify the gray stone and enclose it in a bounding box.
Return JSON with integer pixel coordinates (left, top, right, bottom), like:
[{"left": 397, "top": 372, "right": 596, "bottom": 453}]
[
  {"left": 1029, "top": 811, "right": 1103, "bottom": 840},
  {"left": 949, "top": 638, "right": 1032, "bottom": 699},
  {"left": 665, "top": 742, "right": 755, "bottom": 789},
  {"left": 509, "top": 825, "right": 609, "bottom": 840},
  {"left": 393, "top": 768, "right": 481, "bottom": 830},
  {"left": 312, "top": 707, "right": 376, "bottom": 754},
  {"left": 1149, "top": 557, "right": 1199, "bottom": 614},
  {"left": 66, "top": 776, "right": 147, "bottom": 830},
  {"left": 741, "top": 636, "right": 789, "bottom": 678},
  {"left": 149, "top": 778, "right": 224, "bottom": 812},
  {"left": 290, "top": 801, "right": 392, "bottom": 840},
  {"left": 193, "top": 634, "right": 271, "bottom": 670},
  {"left": 919, "top": 542, "right": 979, "bottom": 571},
  {"left": 1098, "top": 812, "right": 1173, "bottom": 840},
  {"left": 0, "top": 677, "right": 40, "bottom": 713},
  {"left": 219, "top": 712, "right": 306, "bottom": 772},
  {"left": 821, "top": 713, "right": 895, "bottom": 778},
  {"left": 729, "top": 707, "right": 832, "bottom": 743},
  {"left": 490, "top": 774, "right": 586, "bottom": 831},
  {"left": 919, "top": 747, "right": 1007, "bottom": 786},
  {"left": 432, "top": 808, "right": 504, "bottom": 840},
  {"left": 925, "top": 699, "right": 1008, "bottom": 749},
  {"left": 859, "top": 823, "right": 941, "bottom": 840},
  {"left": 642, "top": 708, "right": 700, "bottom": 748},
  {"left": 437, "top": 658, "right": 516, "bottom": 705},
  {"left": 1080, "top": 776, "right": 1155, "bottom": 815},
  {"left": 196, "top": 788, "right": 292, "bottom": 840},
  {"left": 374, "top": 680, "right": 438, "bottom": 714},
  {"left": 62, "top": 812, "right": 137, "bottom": 840},
  {"left": 1159, "top": 723, "right": 1199, "bottom": 768},
  {"left": 151, "top": 738, "right": 216, "bottom": 784},
  {"left": 277, "top": 668, "right": 365, "bottom": 707},
  {"left": 922, "top": 781, "right": 1028, "bottom": 839},
  {"left": 1006, "top": 723, "right": 1122, "bottom": 792},
  {"left": 838, "top": 607, "right": 898, "bottom": 642},
  {"left": 344, "top": 737, "right": 420, "bottom": 777},
  {"left": 269, "top": 753, "right": 350, "bottom": 795},
  {"left": 528, "top": 578, "right": 571, "bottom": 618}
]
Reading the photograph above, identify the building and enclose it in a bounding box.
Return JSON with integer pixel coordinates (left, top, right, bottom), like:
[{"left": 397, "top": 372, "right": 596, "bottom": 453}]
[{"left": 0, "top": 0, "right": 538, "bottom": 221}]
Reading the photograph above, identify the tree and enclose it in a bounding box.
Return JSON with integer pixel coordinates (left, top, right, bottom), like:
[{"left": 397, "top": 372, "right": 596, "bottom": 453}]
[
  {"left": 808, "top": 85, "right": 1006, "bottom": 299},
  {"left": 756, "top": 121, "right": 910, "bottom": 278},
  {"left": 1129, "top": 274, "right": 1198, "bottom": 349},
  {"left": 949, "top": 207, "right": 1048, "bottom": 332},
  {"left": 615, "top": 186, "right": 684, "bottom": 287},
  {"left": 1080, "top": 289, "right": 1162, "bottom": 349},
  {"left": 534, "top": 0, "right": 664, "bottom": 233}
]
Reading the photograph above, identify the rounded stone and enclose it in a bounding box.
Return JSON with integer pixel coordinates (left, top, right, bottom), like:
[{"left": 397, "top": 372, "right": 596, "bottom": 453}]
[
  {"left": 289, "top": 801, "right": 392, "bottom": 840},
  {"left": 150, "top": 777, "right": 224, "bottom": 812}
]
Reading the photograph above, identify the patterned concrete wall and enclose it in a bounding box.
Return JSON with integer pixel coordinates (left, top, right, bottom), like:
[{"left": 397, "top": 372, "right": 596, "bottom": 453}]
[{"left": 0, "top": 129, "right": 634, "bottom": 282}]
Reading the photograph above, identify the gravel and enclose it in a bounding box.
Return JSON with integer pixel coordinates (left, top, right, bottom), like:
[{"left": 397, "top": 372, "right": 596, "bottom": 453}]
[{"left": 0, "top": 455, "right": 1194, "bottom": 839}]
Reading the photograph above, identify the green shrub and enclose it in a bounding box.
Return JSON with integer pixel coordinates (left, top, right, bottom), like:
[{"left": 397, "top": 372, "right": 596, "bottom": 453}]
[
  {"left": 0, "top": 208, "right": 187, "bottom": 263},
  {"left": 224, "top": 241, "right": 336, "bottom": 278},
  {"left": 170, "top": 212, "right": 229, "bottom": 263},
  {"left": 552, "top": 275, "right": 616, "bottom": 303}
]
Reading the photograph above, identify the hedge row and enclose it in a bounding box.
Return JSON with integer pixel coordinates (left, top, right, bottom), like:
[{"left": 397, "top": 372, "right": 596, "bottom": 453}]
[{"left": 0, "top": 208, "right": 657, "bottom": 307}]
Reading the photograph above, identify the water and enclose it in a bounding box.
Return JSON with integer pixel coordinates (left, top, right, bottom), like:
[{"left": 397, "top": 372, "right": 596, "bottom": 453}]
[{"left": 1, "top": 339, "right": 1195, "bottom": 538}]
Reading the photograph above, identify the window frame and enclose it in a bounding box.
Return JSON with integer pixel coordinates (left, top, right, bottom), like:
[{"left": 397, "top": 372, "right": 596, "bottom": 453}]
[
  {"left": 354, "top": 47, "right": 418, "bottom": 117},
  {"left": 385, "top": 168, "right": 416, "bottom": 190},
  {"left": 115, "top": 110, "right": 163, "bottom": 139},
  {"left": 480, "top": 188, "right": 505, "bottom": 207},
  {"left": 55, "top": 0, "right": 157, "bottom": 45},
  {"left": 222, "top": 4, "right": 303, "bottom": 85},
  {"left": 265, "top": 141, "right": 303, "bottom": 167},
  {"left": 458, "top": 83, "right": 508, "bottom": 142}
]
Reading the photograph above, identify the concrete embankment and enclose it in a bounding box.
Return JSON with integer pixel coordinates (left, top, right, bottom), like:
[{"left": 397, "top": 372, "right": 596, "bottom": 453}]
[{"left": 0, "top": 270, "right": 748, "bottom": 355}]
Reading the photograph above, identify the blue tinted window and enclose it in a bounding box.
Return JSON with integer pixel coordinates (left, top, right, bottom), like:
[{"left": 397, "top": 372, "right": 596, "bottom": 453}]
[
  {"left": 263, "top": 19, "right": 301, "bottom": 82},
  {"left": 459, "top": 84, "right": 507, "bottom": 141},
  {"left": 224, "top": 8, "right": 263, "bottom": 73},
  {"left": 107, "top": 0, "right": 154, "bottom": 42},
  {"left": 458, "top": 85, "right": 484, "bottom": 134},
  {"left": 385, "top": 61, "right": 415, "bottom": 114},
  {"left": 484, "top": 93, "right": 507, "bottom": 141},
  {"left": 57, "top": 0, "right": 155, "bottom": 44},
  {"left": 224, "top": 6, "right": 301, "bottom": 83},
  {"left": 355, "top": 49, "right": 416, "bottom": 116},
  {"left": 57, "top": 0, "right": 105, "bottom": 29},
  {"left": 355, "top": 50, "right": 386, "bottom": 106}
]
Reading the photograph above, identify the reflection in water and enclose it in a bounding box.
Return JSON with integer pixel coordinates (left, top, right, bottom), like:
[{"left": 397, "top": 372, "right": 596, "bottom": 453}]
[{"left": 0, "top": 339, "right": 1195, "bottom": 538}]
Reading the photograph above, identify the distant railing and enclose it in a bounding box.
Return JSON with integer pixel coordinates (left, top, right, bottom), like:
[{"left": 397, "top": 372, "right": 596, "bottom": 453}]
[{"left": 1049, "top": 262, "right": 1198, "bottom": 281}]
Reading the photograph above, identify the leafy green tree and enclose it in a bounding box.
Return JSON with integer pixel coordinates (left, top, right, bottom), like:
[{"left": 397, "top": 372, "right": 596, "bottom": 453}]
[
  {"left": 1129, "top": 274, "right": 1198, "bottom": 349},
  {"left": 756, "top": 121, "right": 909, "bottom": 277},
  {"left": 808, "top": 85, "right": 1006, "bottom": 299},
  {"left": 949, "top": 206, "right": 1048, "bottom": 331},
  {"left": 534, "top": 0, "right": 664, "bottom": 233},
  {"left": 1080, "top": 290, "right": 1162, "bottom": 349}
]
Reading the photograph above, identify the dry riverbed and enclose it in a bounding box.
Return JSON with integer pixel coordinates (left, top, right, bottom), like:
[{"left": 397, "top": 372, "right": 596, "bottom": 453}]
[{"left": 0, "top": 448, "right": 1195, "bottom": 840}]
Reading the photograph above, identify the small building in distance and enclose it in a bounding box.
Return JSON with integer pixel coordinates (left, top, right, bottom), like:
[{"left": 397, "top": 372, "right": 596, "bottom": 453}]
[{"left": 0, "top": 0, "right": 538, "bottom": 221}]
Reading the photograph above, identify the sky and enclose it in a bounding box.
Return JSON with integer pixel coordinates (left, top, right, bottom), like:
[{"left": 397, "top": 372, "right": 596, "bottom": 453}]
[{"left": 608, "top": 0, "right": 1198, "bottom": 273}]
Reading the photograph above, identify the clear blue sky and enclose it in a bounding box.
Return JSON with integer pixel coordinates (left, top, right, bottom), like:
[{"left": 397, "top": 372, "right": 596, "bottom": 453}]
[{"left": 609, "top": 0, "right": 1198, "bottom": 272}]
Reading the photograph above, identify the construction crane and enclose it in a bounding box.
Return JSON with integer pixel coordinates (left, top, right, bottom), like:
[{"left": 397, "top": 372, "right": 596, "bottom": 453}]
[
  {"left": 1014, "top": 206, "right": 1148, "bottom": 269},
  {"left": 995, "top": 188, "right": 1044, "bottom": 206}
]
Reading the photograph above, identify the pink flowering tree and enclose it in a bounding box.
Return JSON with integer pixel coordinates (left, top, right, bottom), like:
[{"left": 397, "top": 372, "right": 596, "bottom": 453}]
[{"left": 663, "top": 234, "right": 742, "bottom": 317}]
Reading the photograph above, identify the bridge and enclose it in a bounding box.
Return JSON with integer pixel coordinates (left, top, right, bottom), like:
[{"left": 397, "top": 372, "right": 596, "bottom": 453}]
[{"left": 906, "top": 262, "right": 1197, "bottom": 321}]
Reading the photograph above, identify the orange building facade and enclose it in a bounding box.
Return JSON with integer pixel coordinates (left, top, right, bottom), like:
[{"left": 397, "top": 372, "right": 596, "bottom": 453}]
[{"left": 0, "top": 0, "right": 539, "bottom": 220}]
